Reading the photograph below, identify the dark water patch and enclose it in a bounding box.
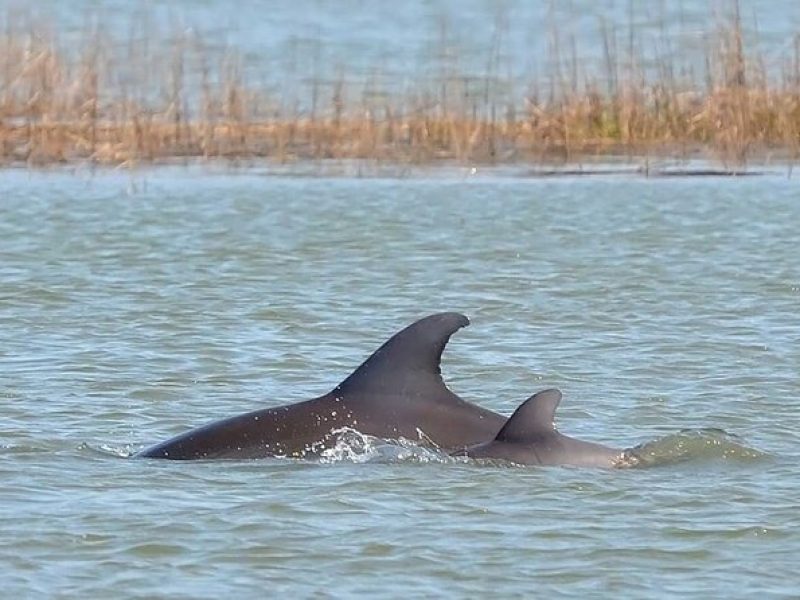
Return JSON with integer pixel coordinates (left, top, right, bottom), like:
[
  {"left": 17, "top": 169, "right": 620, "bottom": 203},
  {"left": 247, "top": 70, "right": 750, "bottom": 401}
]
[
  {"left": 650, "top": 169, "right": 764, "bottom": 177},
  {"left": 524, "top": 167, "right": 767, "bottom": 178}
]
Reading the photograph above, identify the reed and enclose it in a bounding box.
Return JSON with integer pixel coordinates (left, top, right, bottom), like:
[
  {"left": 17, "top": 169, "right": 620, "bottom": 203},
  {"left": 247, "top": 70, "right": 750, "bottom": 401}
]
[{"left": 1, "top": 3, "right": 798, "bottom": 170}]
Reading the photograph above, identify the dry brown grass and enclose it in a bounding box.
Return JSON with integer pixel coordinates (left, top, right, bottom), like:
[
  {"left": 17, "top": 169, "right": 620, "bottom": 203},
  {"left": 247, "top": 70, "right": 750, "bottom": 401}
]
[{"left": 1, "top": 4, "right": 799, "bottom": 170}]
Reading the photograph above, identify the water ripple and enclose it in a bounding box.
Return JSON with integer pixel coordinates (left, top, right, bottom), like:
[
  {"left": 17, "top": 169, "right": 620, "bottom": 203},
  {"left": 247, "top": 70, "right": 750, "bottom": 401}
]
[{"left": 0, "top": 170, "right": 798, "bottom": 597}]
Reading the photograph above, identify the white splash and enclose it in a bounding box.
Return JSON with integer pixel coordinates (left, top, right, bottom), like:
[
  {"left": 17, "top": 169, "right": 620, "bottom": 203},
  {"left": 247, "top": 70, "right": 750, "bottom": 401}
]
[{"left": 318, "top": 427, "right": 452, "bottom": 464}]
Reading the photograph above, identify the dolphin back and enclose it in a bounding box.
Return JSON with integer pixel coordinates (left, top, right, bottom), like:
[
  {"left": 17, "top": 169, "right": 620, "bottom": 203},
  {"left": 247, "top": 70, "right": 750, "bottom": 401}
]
[{"left": 137, "top": 312, "right": 505, "bottom": 459}]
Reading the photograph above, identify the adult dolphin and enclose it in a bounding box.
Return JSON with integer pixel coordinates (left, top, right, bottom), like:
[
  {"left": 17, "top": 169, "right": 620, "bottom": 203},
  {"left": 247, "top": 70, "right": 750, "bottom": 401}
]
[
  {"left": 460, "top": 389, "right": 626, "bottom": 468},
  {"left": 137, "top": 312, "right": 506, "bottom": 460}
]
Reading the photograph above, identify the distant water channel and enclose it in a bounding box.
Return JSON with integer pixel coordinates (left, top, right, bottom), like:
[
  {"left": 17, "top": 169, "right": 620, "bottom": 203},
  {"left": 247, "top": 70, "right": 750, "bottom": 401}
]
[
  {"left": 11, "top": 0, "right": 800, "bottom": 107},
  {"left": 1, "top": 166, "right": 798, "bottom": 597}
]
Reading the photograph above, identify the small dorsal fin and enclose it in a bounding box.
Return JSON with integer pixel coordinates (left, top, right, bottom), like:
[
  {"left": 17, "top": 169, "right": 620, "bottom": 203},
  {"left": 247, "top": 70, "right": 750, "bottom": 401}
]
[
  {"left": 335, "top": 312, "right": 470, "bottom": 400},
  {"left": 494, "top": 389, "right": 562, "bottom": 442}
]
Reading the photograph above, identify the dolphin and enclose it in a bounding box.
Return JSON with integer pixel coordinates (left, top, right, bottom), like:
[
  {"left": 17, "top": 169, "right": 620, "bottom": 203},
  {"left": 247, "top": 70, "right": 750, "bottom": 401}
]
[
  {"left": 460, "top": 389, "right": 625, "bottom": 468},
  {"left": 137, "top": 312, "right": 506, "bottom": 459}
]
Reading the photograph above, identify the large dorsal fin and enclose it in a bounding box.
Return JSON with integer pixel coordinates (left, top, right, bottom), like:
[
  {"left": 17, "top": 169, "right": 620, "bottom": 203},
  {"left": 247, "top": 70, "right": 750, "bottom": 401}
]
[
  {"left": 494, "top": 389, "right": 562, "bottom": 442},
  {"left": 335, "top": 312, "right": 469, "bottom": 400}
]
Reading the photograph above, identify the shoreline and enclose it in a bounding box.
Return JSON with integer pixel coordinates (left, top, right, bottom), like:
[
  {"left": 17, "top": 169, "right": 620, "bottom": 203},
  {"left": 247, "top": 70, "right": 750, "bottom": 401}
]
[{"left": 0, "top": 155, "right": 793, "bottom": 180}]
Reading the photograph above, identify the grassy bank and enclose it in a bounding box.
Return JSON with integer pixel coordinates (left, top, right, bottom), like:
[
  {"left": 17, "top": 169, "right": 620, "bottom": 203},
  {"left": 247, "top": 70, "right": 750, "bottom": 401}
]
[{"left": 1, "top": 4, "right": 799, "bottom": 170}]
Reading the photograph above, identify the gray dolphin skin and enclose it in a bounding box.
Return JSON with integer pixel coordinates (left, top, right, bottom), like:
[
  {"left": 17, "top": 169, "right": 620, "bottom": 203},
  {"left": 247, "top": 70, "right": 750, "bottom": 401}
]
[
  {"left": 137, "top": 312, "right": 506, "bottom": 459},
  {"left": 461, "top": 389, "right": 624, "bottom": 468}
]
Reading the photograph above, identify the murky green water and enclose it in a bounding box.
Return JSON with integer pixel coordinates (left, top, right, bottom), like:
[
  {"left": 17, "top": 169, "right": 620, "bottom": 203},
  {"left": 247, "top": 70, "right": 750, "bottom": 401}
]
[{"left": 1, "top": 167, "right": 798, "bottom": 597}]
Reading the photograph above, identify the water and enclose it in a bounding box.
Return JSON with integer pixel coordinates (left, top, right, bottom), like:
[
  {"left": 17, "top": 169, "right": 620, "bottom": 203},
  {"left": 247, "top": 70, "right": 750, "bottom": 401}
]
[
  {"left": 9, "top": 0, "right": 800, "bottom": 107},
  {"left": 1, "top": 166, "right": 798, "bottom": 597}
]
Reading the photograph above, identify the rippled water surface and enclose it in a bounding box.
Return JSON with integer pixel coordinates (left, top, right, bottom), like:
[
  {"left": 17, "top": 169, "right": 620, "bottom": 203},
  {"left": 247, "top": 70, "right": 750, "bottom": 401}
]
[{"left": 1, "top": 168, "right": 799, "bottom": 597}]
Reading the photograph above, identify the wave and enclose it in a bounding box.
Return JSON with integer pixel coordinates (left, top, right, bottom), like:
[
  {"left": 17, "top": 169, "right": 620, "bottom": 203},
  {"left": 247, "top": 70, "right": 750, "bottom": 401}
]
[
  {"left": 92, "top": 427, "right": 766, "bottom": 468},
  {"left": 619, "top": 428, "right": 767, "bottom": 469}
]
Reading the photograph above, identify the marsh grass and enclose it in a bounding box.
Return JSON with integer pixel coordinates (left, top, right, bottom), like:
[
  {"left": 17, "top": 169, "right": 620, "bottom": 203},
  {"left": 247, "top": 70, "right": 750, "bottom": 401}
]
[{"left": 1, "top": 3, "right": 799, "bottom": 170}]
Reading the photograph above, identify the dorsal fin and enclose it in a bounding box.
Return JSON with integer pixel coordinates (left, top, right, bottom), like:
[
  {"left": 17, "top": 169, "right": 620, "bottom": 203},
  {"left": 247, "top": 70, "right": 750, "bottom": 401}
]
[
  {"left": 335, "top": 312, "right": 469, "bottom": 400},
  {"left": 495, "top": 389, "right": 562, "bottom": 442}
]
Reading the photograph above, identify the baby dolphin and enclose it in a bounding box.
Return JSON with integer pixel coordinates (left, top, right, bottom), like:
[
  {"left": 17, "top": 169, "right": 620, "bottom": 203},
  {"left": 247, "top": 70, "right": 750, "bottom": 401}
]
[{"left": 461, "top": 389, "right": 625, "bottom": 468}]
